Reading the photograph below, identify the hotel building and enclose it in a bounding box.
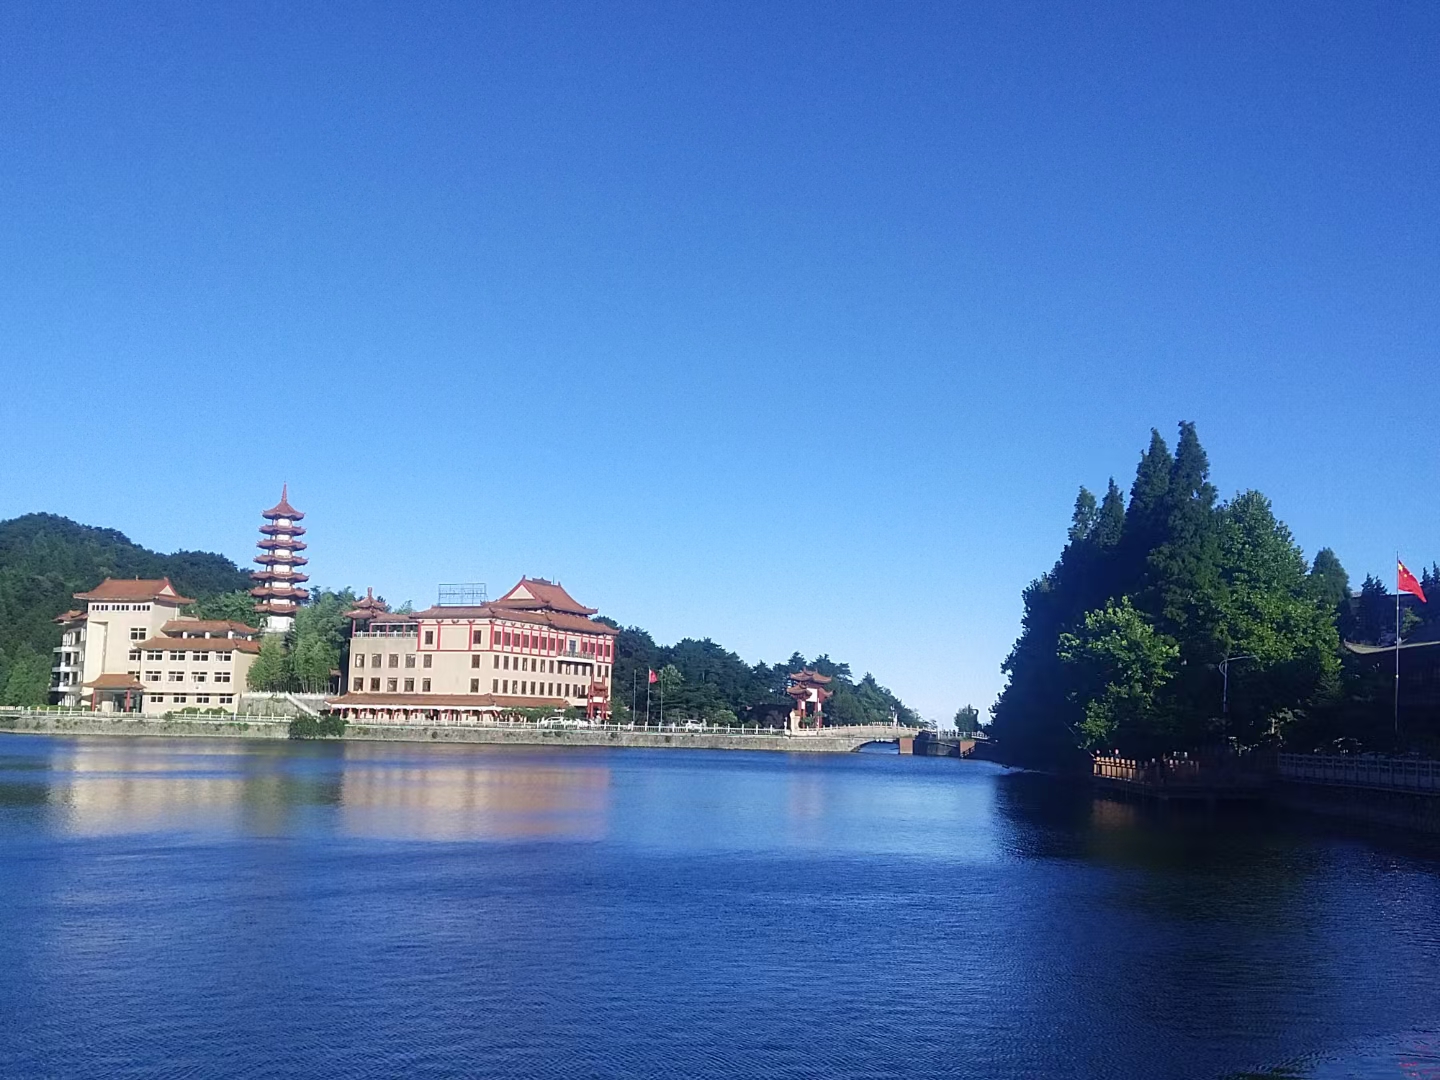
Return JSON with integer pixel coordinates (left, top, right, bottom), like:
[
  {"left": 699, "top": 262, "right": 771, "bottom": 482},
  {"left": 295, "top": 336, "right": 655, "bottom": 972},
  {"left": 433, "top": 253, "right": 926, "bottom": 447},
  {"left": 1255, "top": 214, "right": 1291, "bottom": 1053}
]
[
  {"left": 327, "top": 577, "right": 618, "bottom": 723},
  {"left": 50, "top": 578, "right": 260, "bottom": 713}
]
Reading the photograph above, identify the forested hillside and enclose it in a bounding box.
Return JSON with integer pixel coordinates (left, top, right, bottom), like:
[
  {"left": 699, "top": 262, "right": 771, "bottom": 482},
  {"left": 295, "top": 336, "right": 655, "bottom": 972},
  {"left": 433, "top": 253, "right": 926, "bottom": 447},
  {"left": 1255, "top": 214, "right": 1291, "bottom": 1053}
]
[
  {"left": 0, "top": 514, "right": 250, "bottom": 703},
  {"left": 607, "top": 626, "right": 918, "bottom": 727}
]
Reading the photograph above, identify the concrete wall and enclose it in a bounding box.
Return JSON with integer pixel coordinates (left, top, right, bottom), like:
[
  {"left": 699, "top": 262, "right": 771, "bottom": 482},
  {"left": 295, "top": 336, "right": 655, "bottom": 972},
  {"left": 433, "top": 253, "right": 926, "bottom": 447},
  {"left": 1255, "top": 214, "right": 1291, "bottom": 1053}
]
[{"left": 1276, "top": 780, "right": 1440, "bottom": 835}]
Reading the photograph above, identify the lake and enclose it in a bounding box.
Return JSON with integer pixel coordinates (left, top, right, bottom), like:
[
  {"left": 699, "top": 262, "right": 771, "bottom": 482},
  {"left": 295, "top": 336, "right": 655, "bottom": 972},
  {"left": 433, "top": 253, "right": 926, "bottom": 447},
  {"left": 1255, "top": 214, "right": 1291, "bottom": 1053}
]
[{"left": 1, "top": 734, "right": 1438, "bottom": 1079}]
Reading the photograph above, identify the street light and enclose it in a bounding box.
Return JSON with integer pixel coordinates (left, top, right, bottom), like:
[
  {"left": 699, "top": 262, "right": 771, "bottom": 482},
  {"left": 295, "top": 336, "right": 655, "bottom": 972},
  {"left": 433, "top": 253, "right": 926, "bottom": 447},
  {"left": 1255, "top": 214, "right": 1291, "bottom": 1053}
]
[{"left": 1217, "top": 654, "right": 1256, "bottom": 717}]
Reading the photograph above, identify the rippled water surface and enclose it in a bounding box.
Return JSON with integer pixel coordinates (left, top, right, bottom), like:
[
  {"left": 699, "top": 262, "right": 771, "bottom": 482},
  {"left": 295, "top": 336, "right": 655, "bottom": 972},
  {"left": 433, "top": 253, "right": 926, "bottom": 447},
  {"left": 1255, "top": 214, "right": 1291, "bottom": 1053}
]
[{"left": 2, "top": 735, "right": 1440, "bottom": 1079}]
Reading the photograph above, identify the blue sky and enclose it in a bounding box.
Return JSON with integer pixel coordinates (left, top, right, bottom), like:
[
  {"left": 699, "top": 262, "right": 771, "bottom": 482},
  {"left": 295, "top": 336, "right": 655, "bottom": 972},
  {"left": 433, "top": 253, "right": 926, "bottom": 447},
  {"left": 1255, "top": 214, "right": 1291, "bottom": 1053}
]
[{"left": 1, "top": 2, "right": 1436, "bottom": 723}]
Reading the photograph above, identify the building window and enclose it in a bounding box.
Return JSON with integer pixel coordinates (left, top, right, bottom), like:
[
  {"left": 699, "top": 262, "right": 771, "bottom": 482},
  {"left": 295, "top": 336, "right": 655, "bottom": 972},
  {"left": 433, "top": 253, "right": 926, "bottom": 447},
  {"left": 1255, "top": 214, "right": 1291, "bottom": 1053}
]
[
  {"left": 128, "top": 649, "right": 141, "bottom": 661},
  {"left": 471, "top": 655, "right": 481, "bottom": 669},
  {"left": 421, "top": 679, "right": 431, "bottom": 692},
  {"left": 130, "top": 627, "right": 146, "bottom": 640},
  {"left": 196, "top": 694, "right": 210, "bottom": 704},
  {"left": 503, "top": 656, "right": 510, "bottom": 670},
  {"left": 146, "top": 670, "right": 161, "bottom": 681},
  {"left": 215, "top": 671, "right": 230, "bottom": 684},
  {"left": 216, "top": 651, "right": 232, "bottom": 662},
  {"left": 470, "top": 679, "right": 479, "bottom": 693},
  {"left": 502, "top": 680, "right": 509, "bottom": 693},
  {"left": 492, "top": 656, "right": 498, "bottom": 669},
  {"left": 424, "top": 630, "right": 434, "bottom": 645},
  {"left": 355, "top": 655, "right": 365, "bottom": 667},
  {"left": 472, "top": 630, "right": 483, "bottom": 646},
  {"left": 423, "top": 655, "right": 432, "bottom": 668},
  {"left": 371, "top": 654, "right": 381, "bottom": 667},
  {"left": 169, "top": 671, "right": 183, "bottom": 682},
  {"left": 219, "top": 695, "right": 234, "bottom": 705},
  {"left": 370, "top": 678, "right": 380, "bottom": 691},
  {"left": 170, "top": 651, "right": 183, "bottom": 661},
  {"left": 173, "top": 694, "right": 187, "bottom": 704},
  {"left": 195, "top": 652, "right": 209, "bottom": 662},
  {"left": 404, "top": 678, "right": 414, "bottom": 692},
  {"left": 387, "top": 654, "right": 399, "bottom": 668},
  {"left": 146, "top": 650, "right": 162, "bottom": 661},
  {"left": 194, "top": 672, "right": 207, "bottom": 683},
  {"left": 405, "top": 655, "right": 416, "bottom": 668},
  {"left": 387, "top": 678, "right": 397, "bottom": 692},
  {"left": 492, "top": 679, "right": 498, "bottom": 692}
]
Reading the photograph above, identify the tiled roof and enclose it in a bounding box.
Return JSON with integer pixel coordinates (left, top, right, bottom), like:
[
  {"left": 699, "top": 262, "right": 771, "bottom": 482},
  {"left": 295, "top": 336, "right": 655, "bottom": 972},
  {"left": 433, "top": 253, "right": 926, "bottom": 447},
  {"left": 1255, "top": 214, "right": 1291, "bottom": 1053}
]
[
  {"left": 261, "top": 484, "right": 304, "bottom": 520},
  {"left": 74, "top": 577, "right": 194, "bottom": 604},
  {"left": 494, "top": 577, "right": 597, "bottom": 616},
  {"left": 407, "top": 604, "right": 618, "bottom": 636},
  {"left": 53, "top": 609, "right": 84, "bottom": 623},
  {"left": 84, "top": 674, "right": 146, "bottom": 690},
  {"left": 161, "top": 619, "right": 260, "bottom": 636},
  {"left": 326, "top": 693, "right": 569, "bottom": 709},
  {"left": 137, "top": 637, "right": 262, "bottom": 654}
]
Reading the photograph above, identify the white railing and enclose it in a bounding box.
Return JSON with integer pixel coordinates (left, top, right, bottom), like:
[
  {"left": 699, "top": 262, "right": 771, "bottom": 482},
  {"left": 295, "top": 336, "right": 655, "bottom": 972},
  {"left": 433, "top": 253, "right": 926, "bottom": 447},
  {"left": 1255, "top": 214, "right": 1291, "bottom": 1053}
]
[
  {"left": 1278, "top": 753, "right": 1440, "bottom": 793},
  {"left": 0, "top": 707, "right": 291, "bottom": 724}
]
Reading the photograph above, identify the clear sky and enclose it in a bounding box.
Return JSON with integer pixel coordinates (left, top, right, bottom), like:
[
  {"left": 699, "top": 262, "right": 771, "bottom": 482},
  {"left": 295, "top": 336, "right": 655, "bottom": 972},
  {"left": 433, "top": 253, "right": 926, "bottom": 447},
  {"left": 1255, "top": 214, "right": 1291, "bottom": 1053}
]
[{"left": 1, "top": 2, "right": 1436, "bottom": 723}]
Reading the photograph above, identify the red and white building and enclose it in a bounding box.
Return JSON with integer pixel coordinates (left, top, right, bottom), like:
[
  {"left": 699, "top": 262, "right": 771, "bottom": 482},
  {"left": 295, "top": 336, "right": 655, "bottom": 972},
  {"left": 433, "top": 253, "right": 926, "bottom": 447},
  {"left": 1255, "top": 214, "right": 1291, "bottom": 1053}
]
[{"left": 327, "top": 577, "right": 618, "bottom": 724}]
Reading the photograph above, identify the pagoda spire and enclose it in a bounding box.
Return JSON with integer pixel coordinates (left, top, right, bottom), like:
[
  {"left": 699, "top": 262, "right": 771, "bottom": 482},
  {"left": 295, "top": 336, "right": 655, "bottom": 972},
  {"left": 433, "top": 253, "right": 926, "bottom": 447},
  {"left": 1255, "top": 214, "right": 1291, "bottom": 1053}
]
[{"left": 251, "top": 485, "right": 310, "bottom": 634}]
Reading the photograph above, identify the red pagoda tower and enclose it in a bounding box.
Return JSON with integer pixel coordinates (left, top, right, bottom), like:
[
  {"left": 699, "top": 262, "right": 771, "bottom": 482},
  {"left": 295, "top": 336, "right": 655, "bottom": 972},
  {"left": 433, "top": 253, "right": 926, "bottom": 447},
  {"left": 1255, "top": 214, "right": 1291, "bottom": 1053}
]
[{"left": 251, "top": 485, "right": 310, "bottom": 633}]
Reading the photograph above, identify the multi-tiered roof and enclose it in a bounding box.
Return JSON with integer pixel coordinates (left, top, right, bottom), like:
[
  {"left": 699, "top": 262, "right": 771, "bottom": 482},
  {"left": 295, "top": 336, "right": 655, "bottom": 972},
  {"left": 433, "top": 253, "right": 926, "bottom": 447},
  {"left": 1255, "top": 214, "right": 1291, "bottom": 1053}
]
[{"left": 250, "top": 485, "right": 310, "bottom": 626}]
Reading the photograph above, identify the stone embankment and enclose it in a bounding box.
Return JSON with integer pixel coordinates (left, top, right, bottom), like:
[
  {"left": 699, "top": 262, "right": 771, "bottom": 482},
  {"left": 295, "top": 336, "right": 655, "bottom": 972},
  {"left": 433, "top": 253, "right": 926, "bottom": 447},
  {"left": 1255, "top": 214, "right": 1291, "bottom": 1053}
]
[{"left": 0, "top": 710, "right": 904, "bottom": 753}]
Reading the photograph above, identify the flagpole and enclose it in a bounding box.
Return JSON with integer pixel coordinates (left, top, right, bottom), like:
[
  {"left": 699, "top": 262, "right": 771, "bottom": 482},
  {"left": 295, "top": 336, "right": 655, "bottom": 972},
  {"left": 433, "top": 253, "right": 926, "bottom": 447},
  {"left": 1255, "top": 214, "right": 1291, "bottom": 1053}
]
[{"left": 1395, "top": 553, "right": 1401, "bottom": 740}]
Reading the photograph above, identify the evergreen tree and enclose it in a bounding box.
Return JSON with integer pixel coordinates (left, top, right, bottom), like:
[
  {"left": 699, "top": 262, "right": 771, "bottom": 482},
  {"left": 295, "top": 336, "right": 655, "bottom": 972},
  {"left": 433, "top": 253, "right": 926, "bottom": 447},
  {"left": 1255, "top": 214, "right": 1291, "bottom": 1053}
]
[
  {"left": 1308, "top": 548, "right": 1351, "bottom": 613},
  {"left": 0, "top": 644, "right": 50, "bottom": 706},
  {"left": 247, "top": 635, "right": 291, "bottom": 691}
]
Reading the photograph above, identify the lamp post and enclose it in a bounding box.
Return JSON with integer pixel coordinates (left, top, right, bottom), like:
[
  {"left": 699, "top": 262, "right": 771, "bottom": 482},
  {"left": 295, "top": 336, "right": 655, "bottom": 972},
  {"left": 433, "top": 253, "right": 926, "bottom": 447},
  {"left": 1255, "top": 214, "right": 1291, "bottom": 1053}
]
[{"left": 1218, "top": 654, "right": 1256, "bottom": 718}]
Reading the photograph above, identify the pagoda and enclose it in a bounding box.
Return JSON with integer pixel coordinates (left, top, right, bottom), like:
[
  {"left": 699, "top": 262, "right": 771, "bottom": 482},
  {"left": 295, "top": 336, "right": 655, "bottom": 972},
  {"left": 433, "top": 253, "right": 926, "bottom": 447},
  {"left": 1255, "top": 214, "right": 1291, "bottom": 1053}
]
[{"left": 250, "top": 484, "right": 310, "bottom": 634}]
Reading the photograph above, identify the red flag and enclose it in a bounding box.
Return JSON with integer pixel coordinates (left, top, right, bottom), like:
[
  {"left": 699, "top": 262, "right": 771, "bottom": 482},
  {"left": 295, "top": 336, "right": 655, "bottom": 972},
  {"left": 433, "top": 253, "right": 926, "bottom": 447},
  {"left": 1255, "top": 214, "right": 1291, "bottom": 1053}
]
[
  {"left": 1398, "top": 560, "right": 1427, "bottom": 603},
  {"left": 648, "top": 669, "right": 658, "bottom": 684}
]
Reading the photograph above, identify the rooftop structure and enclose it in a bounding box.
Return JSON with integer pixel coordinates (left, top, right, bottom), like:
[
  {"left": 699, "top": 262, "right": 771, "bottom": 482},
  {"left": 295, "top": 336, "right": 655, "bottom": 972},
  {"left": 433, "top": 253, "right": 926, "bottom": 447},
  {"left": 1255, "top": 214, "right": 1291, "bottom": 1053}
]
[
  {"left": 250, "top": 484, "right": 310, "bottom": 634},
  {"left": 786, "top": 669, "right": 834, "bottom": 732}
]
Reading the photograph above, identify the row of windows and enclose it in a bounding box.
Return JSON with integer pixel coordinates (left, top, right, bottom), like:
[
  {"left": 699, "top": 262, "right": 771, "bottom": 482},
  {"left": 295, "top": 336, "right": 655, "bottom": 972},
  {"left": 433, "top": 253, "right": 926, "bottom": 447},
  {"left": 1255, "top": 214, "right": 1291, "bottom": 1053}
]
[
  {"left": 356, "top": 653, "right": 429, "bottom": 669},
  {"left": 142, "top": 670, "right": 232, "bottom": 684},
  {"left": 413, "top": 626, "right": 613, "bottom": 660},
  {"left": 89, "top": 604, "right": 152, "bottom": 612},
  {"left": 134, "top": 649, "right": 235, "bottom": 662},
  {"left": 348, "top": 678, "right": 587, "bottom": 698},
  {"left": 149, "top": 694, "right": 234, "bottom": 705}
]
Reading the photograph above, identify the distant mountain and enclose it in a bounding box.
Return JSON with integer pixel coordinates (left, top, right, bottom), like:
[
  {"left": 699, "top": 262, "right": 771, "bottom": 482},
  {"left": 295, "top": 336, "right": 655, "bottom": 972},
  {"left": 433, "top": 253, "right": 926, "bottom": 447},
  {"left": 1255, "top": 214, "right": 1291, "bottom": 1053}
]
[{"left": 0, "top": 513, "right": 250, "bottom": 696}]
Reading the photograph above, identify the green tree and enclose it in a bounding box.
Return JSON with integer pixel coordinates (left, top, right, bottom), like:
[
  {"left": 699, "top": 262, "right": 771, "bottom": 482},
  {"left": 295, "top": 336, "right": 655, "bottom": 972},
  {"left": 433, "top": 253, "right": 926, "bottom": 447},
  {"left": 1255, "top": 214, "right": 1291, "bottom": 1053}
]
[
  {"left": 1059, "top": 597, "right": 1180, "bottom": 752},
  {"left": 954, "top": 704, "right": 981, "bottom": 733},
  {"left": 1308, "top": 548, "right": 1351, "bottom": 613},
  {"left": 247, "top": 635, "right": 291, "bottom": 691},
  {"left": 0, "top": 643, "right": 50, "bottom": 706},
  {"left": 186, "top": 589, "right": 261, "bottom": 628}
]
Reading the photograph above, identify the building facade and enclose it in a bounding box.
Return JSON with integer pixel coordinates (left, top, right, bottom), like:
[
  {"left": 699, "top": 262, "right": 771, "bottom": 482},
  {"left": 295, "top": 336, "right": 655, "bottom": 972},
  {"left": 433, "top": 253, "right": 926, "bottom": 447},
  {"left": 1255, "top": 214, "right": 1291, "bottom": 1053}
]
[
  {"left": 327, "top": 577, "right": 618, "bottom": 723},
  {"left": 50, "top": 578, "right": 261, "bottom": 713}
]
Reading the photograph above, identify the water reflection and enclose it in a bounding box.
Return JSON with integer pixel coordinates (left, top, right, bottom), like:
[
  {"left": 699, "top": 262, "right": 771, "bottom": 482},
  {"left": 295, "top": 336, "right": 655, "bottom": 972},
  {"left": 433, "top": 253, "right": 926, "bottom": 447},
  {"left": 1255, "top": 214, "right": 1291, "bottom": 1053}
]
[
  {"left": 337, "top": 743, "right": 610, "bottom": 841},
  {"left": 16, "top": 738, "right": 610, "bottom": 842}
]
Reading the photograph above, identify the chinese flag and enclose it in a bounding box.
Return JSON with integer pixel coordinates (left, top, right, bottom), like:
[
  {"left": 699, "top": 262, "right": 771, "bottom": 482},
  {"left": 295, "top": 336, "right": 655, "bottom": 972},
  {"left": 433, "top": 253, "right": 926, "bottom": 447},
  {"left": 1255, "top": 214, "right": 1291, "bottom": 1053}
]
[
  {"left": 1398, "top": 560, "right": 1427, "bottom": 603},
  {"left": 648, "top": 669, "right": 658, "bottom": 684}
]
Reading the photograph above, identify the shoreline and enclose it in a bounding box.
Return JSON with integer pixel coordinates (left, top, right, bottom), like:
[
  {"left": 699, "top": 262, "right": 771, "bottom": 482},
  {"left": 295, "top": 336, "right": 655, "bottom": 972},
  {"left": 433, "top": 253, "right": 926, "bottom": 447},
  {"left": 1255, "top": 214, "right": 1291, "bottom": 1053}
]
[{"left": 0, "top": 712, "right": 895, "bottom": 754}]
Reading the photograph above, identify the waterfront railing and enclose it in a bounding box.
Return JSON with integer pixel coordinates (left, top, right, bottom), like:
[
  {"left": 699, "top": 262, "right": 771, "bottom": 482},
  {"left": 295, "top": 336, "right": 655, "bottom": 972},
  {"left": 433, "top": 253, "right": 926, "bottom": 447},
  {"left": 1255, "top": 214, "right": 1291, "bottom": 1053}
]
[{"left": 1278, "top": 753, "right": 1440, "bottom": 794}]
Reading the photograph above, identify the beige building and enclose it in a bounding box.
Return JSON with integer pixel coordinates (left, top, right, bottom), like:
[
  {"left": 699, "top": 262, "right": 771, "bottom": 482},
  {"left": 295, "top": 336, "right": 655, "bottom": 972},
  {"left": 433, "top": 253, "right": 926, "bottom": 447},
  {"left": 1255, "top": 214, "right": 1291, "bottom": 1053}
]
[
  {"left": 328, "top": 577, "right": 619, "bottom": 723},
  {"left": 50, "top": 578, "right": 260, "bottom": 714}
]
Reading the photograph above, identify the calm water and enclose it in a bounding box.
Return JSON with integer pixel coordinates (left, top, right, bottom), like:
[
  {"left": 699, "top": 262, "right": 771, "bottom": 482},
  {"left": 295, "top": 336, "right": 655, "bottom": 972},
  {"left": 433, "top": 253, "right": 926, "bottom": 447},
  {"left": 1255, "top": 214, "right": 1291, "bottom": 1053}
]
[{"left": 2, "top": 736, "right": 1439, "bottom": 1079}]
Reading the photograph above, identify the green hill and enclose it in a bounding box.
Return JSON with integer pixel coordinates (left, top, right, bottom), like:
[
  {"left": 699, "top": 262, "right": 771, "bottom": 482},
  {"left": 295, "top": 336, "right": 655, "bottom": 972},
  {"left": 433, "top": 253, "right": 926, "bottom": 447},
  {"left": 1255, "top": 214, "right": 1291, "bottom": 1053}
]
[{"left": 0, "top": 513, "right": 250, "bottom": 703}]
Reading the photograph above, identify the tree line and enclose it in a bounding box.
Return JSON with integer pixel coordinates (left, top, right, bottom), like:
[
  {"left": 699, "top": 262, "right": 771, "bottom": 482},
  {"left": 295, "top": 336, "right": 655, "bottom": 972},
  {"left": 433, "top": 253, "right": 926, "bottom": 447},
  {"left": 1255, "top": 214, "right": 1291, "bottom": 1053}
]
[{"left": 989, "top": 422, "right": 1432, "bottom": 767}]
